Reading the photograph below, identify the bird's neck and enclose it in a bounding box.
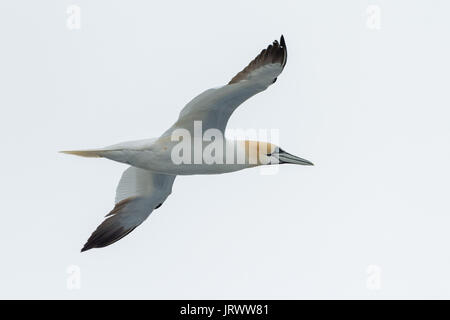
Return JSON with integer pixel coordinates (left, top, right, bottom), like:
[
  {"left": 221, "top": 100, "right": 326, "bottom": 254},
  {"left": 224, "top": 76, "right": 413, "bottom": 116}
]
[{"left": 224, "top": 139, "right": 274, "bottom": 166}]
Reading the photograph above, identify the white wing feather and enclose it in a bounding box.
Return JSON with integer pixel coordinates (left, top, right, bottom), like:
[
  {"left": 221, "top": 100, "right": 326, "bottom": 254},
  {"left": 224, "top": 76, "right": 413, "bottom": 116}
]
[
  {"left": 82, "top": 167, "right": 176, "bottom": 251},
  {"left": 163, "top": 35, "right": 287, "bottom": 135}
]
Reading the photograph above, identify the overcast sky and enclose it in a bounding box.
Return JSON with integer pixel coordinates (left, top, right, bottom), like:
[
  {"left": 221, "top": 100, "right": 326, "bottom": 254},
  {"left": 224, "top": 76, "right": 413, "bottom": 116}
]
[{"left": 1, "top": 0, "right": 449, "bottom": 299}]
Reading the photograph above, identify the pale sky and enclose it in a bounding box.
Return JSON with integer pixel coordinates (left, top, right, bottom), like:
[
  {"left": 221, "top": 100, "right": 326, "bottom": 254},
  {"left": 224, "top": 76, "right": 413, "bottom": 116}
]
[{"left": 0, "top": 0, "right": 449, "bottom": 299}]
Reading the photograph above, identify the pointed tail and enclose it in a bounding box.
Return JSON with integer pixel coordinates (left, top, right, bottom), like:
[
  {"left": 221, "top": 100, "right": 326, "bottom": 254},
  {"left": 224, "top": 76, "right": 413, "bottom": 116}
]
[{"left": 59, "top": 149, "right": 104, "bottom": 158}]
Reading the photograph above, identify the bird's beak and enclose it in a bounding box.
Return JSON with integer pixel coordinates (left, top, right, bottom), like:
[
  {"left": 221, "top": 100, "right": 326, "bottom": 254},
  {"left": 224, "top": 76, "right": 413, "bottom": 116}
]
[{"left": 275, "top": 149, "right": 314, "bottom": 166}]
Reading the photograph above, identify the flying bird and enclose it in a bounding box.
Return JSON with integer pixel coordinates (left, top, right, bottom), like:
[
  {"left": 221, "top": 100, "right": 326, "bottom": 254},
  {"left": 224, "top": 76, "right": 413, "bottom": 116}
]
[{"left": 61, "top": 35, "right": 313, "bottom": 252}]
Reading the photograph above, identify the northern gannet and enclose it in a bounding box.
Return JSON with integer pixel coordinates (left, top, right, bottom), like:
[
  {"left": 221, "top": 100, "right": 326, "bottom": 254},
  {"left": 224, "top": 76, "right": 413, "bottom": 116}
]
[{"left": 61, "top": 35, "right": 313, "bottom": 252}]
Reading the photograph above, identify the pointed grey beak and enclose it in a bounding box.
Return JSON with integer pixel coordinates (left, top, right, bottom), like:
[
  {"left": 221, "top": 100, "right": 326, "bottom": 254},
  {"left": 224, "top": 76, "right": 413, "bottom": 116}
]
[{"left": 275, "top": 149, "right": 314, "bottom": 166}]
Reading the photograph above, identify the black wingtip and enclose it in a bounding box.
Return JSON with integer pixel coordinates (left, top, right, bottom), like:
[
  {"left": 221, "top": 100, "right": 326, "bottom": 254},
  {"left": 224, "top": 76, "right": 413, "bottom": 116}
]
[
  {"left": 280, "top": 35, "right": 286, "bottom": 47},
  {"left": 80, "top": 245, "right": 91, "bottom": 253}
]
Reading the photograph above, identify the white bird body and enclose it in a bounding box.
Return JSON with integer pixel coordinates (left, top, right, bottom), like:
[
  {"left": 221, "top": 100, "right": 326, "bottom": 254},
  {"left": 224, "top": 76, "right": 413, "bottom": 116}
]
[
  {"left": 61, "top": 36, "right": 314, "bottom": 251},
  {"left": 91, "top": 138, "right": 257, "bottom": 175}
]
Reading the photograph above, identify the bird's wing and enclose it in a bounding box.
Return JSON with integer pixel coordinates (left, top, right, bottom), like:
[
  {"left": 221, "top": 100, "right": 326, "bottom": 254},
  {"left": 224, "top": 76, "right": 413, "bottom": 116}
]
[
  {"left": 164, "top": 35, "right": 287, "bottom": 135},
  {"left": 81, "top": 167, "right": 176, "bottom": 252}
]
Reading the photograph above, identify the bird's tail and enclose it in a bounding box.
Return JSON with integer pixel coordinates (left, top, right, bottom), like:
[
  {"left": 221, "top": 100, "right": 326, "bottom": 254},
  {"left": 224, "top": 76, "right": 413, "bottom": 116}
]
[{"left": 59, "top": 149, "right": 105, "bottom": 158}]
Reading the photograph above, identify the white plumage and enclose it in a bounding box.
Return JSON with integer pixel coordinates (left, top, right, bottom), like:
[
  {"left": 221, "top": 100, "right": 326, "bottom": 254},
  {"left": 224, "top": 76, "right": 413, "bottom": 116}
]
[{"left": 61, "top": 35, "right": 313, "bottom": 252}]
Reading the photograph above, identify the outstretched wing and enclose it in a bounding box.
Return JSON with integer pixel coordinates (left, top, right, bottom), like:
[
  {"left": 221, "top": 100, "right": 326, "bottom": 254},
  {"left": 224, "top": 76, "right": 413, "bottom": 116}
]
[
  {"left": 164, "top": 35, "right": 287, "bottom": 135},
  {"left": 81, "top": 167, "right": 176, "bottom": 252}
]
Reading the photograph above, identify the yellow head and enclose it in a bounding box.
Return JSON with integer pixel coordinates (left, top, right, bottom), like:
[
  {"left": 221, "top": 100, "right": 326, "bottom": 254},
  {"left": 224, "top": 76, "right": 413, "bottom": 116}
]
[{"left": 241, "top": 140, "right": 314, "bottom": 166}]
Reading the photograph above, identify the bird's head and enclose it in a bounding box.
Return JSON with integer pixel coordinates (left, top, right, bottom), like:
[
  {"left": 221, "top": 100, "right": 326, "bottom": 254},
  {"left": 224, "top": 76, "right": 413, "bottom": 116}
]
[{"left": 243, "top": 141, "right": 314, "bottom": 166}]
